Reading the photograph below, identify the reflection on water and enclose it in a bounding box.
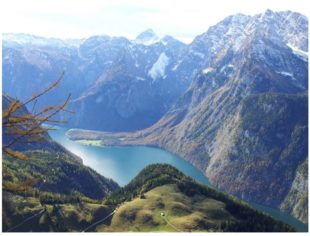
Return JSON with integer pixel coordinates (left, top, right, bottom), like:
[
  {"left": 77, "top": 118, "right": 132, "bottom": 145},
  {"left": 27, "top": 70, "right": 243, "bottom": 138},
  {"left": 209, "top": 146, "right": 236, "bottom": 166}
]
[
  {"left": 49, "top": 127, "right": 308, "bottom": 232},
  {"left": 49, "top": 128, "right": 211, "bottom": 187}
]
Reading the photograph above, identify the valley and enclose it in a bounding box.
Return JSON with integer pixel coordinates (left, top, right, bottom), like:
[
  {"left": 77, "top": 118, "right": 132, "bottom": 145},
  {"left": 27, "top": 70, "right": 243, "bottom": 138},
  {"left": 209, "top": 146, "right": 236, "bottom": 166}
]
[
  {"left": 2, "top": 8, "right": 308, "bottom": 233},
  {"left": 49, "top": 127, "right": 212, "bottom": 187},
  {"left": 63, "top": 10, "right": 309, "bottom": 225},
  {"left": 54, "top": 127, "right": 307, "bottom": 231}
]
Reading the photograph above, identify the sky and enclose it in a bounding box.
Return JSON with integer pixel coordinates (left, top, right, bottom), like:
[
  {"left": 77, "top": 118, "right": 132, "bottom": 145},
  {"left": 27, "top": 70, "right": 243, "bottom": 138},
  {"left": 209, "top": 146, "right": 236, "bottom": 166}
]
[{"left": 0, "top": 0, "right": 308, "bottom": 43}]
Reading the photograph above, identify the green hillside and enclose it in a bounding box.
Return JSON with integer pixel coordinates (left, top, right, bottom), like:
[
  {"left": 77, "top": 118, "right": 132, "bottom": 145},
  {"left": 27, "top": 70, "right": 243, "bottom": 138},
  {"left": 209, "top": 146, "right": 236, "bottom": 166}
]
[
  {"left": 101, "top": 164, "right": 294, "bottom": 232},
  {"left": 3, "top": 163, "right": 294, "bottom": 232},
  {"left": 2, "top": 150, "right": 119, "bottom": 232}
]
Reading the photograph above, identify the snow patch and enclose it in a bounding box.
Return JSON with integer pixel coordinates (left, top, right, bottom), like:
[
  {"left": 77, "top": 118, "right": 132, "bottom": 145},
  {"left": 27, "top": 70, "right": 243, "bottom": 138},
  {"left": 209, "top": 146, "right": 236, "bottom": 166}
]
[
  {"left": 277, "top": 71, "right": 296, "bottom": 81},
  {"left": 232, "top": 34, "right": 247, "bottom": 51},
  {"left": 161, "top": 40, "right": 168, "bottom": 46},
  {"left": 133, "top": 37, "right": 160, "bottom": 46},
  {"left": 277, "top": 71, "right": 293, "bottom": 77},
  {"left": 190, "top": 50, "right": 205, "bottom": 59},
  {"left": 3, "top": 33, "right": 84, "bottom": 48},
  {"left": 172, "top": 61, "right": 182, "bottom": 71},
  {"left": 148, "top": 53, "right": 170, "bottom": 80},
  {"left": 202, "top": 67, "right": 214, "bottom": 75},
  {"left": 134, "top": 29, "right": 160, "bottom": 46},
  {"left": 220, "top": 66, "right": 226, "bottom": 73},
  {"left": 287, "top": 43, "right": 308, "bottom": 61},
  {"left": 220, "top": 64, "right": 234, "bottom": 73}
]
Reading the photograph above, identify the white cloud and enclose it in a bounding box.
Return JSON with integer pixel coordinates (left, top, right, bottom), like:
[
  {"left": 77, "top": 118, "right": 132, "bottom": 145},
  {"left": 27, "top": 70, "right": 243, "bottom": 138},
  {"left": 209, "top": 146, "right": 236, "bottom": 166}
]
[{"left": 1, "top": 0, "right": 308, "bottom": 41}]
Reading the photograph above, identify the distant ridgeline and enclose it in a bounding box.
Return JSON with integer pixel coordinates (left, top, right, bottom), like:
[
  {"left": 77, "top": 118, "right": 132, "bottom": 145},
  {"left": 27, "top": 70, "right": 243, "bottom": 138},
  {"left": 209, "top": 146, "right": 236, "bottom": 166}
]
[{"left": 2, "top": 9, "right": 308, "bottom": 229}]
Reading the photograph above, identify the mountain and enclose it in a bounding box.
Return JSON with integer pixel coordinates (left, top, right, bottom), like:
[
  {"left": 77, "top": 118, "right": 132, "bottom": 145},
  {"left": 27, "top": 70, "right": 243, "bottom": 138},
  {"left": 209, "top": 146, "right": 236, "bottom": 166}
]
[
  {"left": 152, "top": 10, "right": 308, "bottom": 223},
  {"left": 2, "top": 35, "right": 86, "bottom": 111},
  {"left": 2, "top": 94, "right": 119, "bottom": 198},
  {"left": 3, "top": 164, "right": 294, "bottom": 232},
  {"left": 148, "top": 11, "right": 308, "bottom": 223},
  {"left": 2, "top": 8, "right": 308, "bottom": 225},
  {"left": 2, "top": 31, "right": 189, "bottom": 131},
  {"left": 280, "top": 157, "right": 308, "bottom": 222},
  {"left": 2, "top": 95, "right": 119, "bottom": 231},
  {"left": 3, "top": 33, "right": 84, "bottom": 48},
  {"left": 66, "top": 10, "right": 308, "bottom": 223},
  {"left": 134, "top": 29, "right": 160, "bottom": 45},
  {"left": 70, "top": 32, "right": 188, "bottom": 131},
  {"left": 2, "top": 94, "right": 72, "bottom": 154}
]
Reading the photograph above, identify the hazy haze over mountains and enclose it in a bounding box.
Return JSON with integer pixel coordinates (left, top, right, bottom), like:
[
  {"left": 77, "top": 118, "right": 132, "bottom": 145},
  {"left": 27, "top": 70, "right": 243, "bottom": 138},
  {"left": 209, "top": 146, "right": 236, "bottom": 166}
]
[{"left": 2, "top": 8, "right": 308, "bottom": 227}]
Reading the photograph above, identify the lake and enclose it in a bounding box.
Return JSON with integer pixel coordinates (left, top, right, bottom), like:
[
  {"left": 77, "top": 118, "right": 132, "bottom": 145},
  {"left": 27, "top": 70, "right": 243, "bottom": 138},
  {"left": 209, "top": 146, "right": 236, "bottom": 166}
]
[{"left": 49, "top": 127, "right": 308, "bottom": 232}]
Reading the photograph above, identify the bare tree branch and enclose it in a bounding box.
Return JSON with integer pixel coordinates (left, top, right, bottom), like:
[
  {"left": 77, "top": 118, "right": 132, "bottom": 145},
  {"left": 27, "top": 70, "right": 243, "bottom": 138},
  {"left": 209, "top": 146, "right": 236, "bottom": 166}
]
[{"left": 2, "top": 72, "right": 73, "bottom": 159}]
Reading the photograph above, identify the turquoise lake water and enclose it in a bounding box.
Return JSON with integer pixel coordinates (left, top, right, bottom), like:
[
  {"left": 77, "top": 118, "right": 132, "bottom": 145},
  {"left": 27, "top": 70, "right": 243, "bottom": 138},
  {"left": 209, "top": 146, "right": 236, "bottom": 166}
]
[{"left": 49, "top": 127, "right": 307, "bottom": 232}]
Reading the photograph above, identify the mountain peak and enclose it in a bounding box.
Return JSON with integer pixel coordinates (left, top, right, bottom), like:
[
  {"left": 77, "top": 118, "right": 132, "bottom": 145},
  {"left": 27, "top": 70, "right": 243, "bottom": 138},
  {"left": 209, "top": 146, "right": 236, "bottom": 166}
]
[
  {"left": 264, "top": 8, "right": 274, "bottom": 15},
  {"left": 136, "top": 29, "right": 157, "bottom": 40},
  {"left": 135, "top": 29, "right": 159, "bottom": 45}
]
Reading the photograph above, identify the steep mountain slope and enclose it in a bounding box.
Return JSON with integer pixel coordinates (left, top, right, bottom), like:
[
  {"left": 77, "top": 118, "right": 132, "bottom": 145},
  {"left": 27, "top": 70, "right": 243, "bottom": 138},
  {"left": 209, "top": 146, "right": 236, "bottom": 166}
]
[
  {"left": 150, "top": 11, "right": 308, "bottom": 222},
  {"left": 2, "top": 35, "right": 85, "bottom": 109},
  {"left": 2, "top": 94, "right": 69, "bottom": 153},
  {"left": 70, "top": 32, "right": 187, "bottom": 131},
  {"left": 3, "top": 150, "right": 119, "bottom": 200},
  {"left": 67, "top": 10, "right": 308, "bottom": 223},
  {"left": 2, "top": 94, "right": 119, "bottom": 196},
  {"left": 3, "top": 31, "right": 188, "bottom": 131},
  {"left": 280, "top": 157, "right": 308, "bottom": 223},
  {"left": 2, "top": 95, "right": 119, "bottom": 231},
  {"left": 145, "top": 10, "right": 308, "bottom": 222}
]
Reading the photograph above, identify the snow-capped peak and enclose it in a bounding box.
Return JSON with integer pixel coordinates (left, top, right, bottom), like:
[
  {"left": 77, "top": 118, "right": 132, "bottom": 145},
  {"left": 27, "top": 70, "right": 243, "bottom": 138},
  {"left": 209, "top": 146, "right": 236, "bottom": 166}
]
[
  {"left": 3, "top": 33, "right": 84, "bottom": 48},
  {"left": 134, "top": 29, "right": 160, "bottom": 46},
  {"left": 136, "top": 29, "right": 157, "bottom": 40}
]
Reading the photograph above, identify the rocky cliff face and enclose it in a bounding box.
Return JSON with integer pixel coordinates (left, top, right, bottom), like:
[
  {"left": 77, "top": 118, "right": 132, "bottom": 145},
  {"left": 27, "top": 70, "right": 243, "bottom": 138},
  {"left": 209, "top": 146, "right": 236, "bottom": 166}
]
[
  {"left": 162, "top": 9, "right": 306, "bottom": 209},
  {"left": 143, "top": 10, "right": 308, "bottom": 221},
  {"left": 3, "top": 10, "right": 308, "bottom": 223},
  {"left": 3, "top": 31, "right": 190, "bottom": 132},
  {"left": 281, "top": 158, "right": 308, "bottom": 223},
  {"left": 78, "top": 10, "right": 308, "bottom": 222},
  {"left": 70, "top": 33, "right": 188, "bottom": 131}
]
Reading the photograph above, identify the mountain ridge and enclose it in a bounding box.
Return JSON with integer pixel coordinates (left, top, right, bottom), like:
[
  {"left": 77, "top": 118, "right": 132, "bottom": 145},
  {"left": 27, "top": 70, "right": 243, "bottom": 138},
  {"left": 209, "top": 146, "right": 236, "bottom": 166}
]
[
  {"left": 3, "top": 164, "right": 296, "bottom": 232},
  {"left": 3, "top": 9, "right": 308, "bottom": 225},
  {"left": 65, "top": 10, "right": 308, "bottom": 223}
]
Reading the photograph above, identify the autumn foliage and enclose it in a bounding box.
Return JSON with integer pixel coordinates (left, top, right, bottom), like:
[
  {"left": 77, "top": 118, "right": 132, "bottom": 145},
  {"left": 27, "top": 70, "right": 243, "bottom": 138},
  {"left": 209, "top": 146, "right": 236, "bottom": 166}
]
[{"left": 2, "top": 72, "right": 72, "bottom": 159}]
